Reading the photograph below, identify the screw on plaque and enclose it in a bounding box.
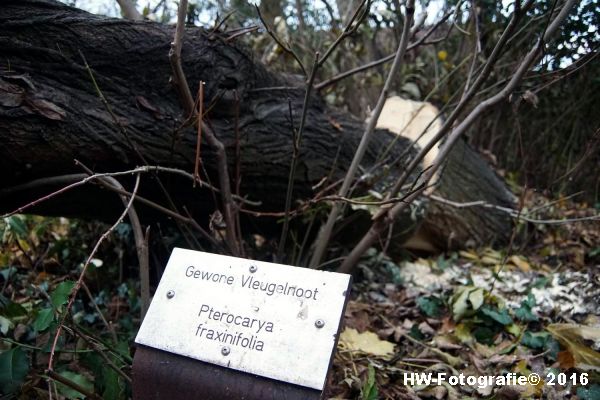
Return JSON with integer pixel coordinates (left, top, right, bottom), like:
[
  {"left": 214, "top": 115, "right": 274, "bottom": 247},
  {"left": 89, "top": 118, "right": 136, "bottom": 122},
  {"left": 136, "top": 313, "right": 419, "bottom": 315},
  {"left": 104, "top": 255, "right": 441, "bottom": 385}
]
[
  {"left": 166, "top": 290, "right": 175, "bottom": 299},
  {"left": 315, "top": 319, "right": 325, "bottom": 328},
  {"left": 249, "top": 265, "right": 257, "bottom": 273},
  {"left": 221, "top": 346, "right": 231, "bottom": 356}
]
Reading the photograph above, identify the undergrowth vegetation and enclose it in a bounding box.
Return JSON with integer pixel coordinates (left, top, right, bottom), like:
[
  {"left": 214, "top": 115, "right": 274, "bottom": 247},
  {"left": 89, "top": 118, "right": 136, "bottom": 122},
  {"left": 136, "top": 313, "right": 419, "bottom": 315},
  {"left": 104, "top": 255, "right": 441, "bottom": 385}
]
[{"left": 1, "top": 190, "right": 598, "bottom": 399}]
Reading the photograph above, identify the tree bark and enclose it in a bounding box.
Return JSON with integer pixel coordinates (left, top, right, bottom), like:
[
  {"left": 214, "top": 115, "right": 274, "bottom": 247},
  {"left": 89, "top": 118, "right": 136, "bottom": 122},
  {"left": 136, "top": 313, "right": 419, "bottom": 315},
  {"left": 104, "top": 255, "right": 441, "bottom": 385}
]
[
  {"left": 410, "top": 139, "right": 516, "bottom": 252},
  {"left": 0, "top": 0, "right": 514, "bottom": 253},
  {"left": 0, "top": 1, "right": 407, "bottom": 220}
]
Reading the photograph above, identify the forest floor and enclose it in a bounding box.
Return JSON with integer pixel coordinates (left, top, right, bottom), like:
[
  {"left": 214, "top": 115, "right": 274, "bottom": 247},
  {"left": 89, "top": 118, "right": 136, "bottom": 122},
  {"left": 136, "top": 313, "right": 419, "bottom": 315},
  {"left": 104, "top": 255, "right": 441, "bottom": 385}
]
[
  {"left": 0, "top": 190, "right": 598, "bottom": 399},
  {"left": 328, "top": 191, "right": 600, "bottom": 399}
]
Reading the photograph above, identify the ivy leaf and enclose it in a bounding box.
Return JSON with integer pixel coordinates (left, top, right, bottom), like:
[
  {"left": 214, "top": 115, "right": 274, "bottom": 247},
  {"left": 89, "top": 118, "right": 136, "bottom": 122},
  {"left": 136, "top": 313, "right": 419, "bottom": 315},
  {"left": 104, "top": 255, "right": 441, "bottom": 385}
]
[
  {"left": 417, "top": 296, "right": 444, "bottom": 318},
  {"left": 55, "top": 371, "right": 93, "bottom": 399},
  {"left": 473, "top": 326, "right": 497, "bottom": 345},
  {"left": 1, "top": 301, "right": 27, "bottom": 319},
  {"left": 51, "top": 281, "right": 75, "bottom": 310},
  {"left": 577, "top": 384, "right": 600, "bottom": 400},
  {"left": 514, "top": 293, "right": 539, "bottom": 322},
  {"left": 521, "top": 331, "right": 549, "bottom": 349},
  {"left": 0, "top": 347, "right": 29, "bottom": 394},
  {"left": 451, "top": 287, "right": 485, "bottom": 320},
  {"left": 33, "top": 308, "right": 54, "bottom": 332},
  {"left": 6, "top": 216, "right": 28, "bottom": 238},
  {"left": 480, "top": 305, "right": 513, "bottom": 326},
  {"left": 102, "top": 367, "right": 124, "bottom": 399}
]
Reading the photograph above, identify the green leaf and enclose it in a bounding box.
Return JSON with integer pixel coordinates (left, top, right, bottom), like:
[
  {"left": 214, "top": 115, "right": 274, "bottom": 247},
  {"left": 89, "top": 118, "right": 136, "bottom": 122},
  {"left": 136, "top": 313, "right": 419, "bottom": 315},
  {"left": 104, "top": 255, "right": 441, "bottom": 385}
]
[
  {"left": 55, "top": 371, "right": 93, "bottom": 399},
  {"left": 480, "top": 305, "right": 513, "bottom": 326},
  {"left": 1, "top": 301, "right": 28, "bottom": 319},
  {"left": 577, "top": 384, "right": 600, "bottom": 400},
  {"left": 33, "top": 308, "right": 54, "bottom": 332},
  {"left": 514, "top": 293, "right": 538, "bottom": 322},
  {"left": 0, "top": 315, "right": 13, "bottom": 335},
  {"left": 531, "top": 276, "right": 550, "bottom": 289},
  {"left": 473, "top": 326, "right": 497, "bottom": 345},
  {"left": 360, "top": 364, "right": 379, "bottom": 400},
  {"left": 451, "top": 287, "right": 486, "bottom": 321},
  {"left": 0, "top": 347, "right": 30, "bottom": 394},
  {"left": 451, "top": 287, "right": 470, "bottom": 320},
  {"left": 51, "top": 281, "right": 75, "bottom": 310},
  {"left": 417, "top": 296, "right": 444, "bottom": 318},
  {"left": 102, "top": 368, "right": 123, "bottom": 399},
  {"left": 544, "top": 336, "right": 560, "bottom": 360},
  {"left": 409, "top": 325, "right": 425, "bottom": 340},
  {"left": 521, "top": 331, "right": 548, "bottom": 349},
  {"left": 6, "top": 216, "right": 28, "bottom": 238},
  {"left": 0, "top": 266, "right": 17, "bottom": 282},
  {"left": 469, "top": 288, "right": 485, "bottom": 311}
]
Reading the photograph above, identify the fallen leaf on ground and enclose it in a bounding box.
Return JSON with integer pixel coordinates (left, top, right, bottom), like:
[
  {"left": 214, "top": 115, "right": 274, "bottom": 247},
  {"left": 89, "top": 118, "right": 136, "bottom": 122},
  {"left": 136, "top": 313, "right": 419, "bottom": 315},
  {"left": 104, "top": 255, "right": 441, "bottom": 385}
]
[
  {"left": 547, "top": 323, "right": 600, "bottom": 371},
  {"left": 339, "top": 328, "right": 395, "bottom": 358}
]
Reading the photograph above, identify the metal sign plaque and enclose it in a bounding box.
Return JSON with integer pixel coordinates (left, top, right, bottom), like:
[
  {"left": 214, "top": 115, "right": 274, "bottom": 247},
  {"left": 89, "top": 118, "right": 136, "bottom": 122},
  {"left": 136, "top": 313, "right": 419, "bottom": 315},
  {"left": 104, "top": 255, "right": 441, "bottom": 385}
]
[{"left": 135, "top": 248, "right": 351, "bottom": 390}]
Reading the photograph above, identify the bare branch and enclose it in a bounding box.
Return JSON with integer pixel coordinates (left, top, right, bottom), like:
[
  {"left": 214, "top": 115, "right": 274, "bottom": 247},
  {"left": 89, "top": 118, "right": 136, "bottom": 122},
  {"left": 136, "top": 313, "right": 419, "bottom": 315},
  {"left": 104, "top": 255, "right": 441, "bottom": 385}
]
[
  {"left": 76, "top": 162, "right": 150, "bottom": 318},
  {"left": 169, "top": 0, "right": 194, "bottom": 115},
  {"left": 48, "top": 174, "right": 141, "bottom": 378},
  {"left": 318, "top": 0, "right": 370, "bottom": 66},
  {"left": 255, "top": 4, "right": 307, "bottom": 76},
  {"left": 46, "top": 369, "right": 102, "bottom": 400},
  {"left": 374, "top": 0, "right": 536, "bottom": 217},
  {"left": 315, "top": 8, "right": 452, "bottom": 91},
  {"left": 338, "top": 0, "right": 579, "bottom": 274},
  {"left": 428, "top": 194, "right": 600, "bottom": 224},
  {"left": 116, "top": 0, "right": 143, "bottom": 21},
  {"left": 309, "top": 0, "right": 416, "bottom": 268},
  {"left": 277, "top": 53, "right": 320, "bottom": 261}
]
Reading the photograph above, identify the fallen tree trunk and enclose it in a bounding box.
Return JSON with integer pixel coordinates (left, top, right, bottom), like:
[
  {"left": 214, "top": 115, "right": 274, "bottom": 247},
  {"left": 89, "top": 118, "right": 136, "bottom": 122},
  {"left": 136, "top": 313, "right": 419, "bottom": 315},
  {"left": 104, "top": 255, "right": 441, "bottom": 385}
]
[{"left": 0, "top": 0, "right": 514, "bottom": 255}]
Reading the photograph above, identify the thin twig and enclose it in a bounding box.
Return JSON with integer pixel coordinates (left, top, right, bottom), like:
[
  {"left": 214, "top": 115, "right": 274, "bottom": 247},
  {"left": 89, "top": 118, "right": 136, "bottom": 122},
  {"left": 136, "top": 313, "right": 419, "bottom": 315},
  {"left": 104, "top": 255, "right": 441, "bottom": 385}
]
[
  {"left": 276, "top": 53, "right": 320, "bottom": 261},
  {"left": 211, "top": 9, "right": 237, "bottom": 33},
  {"left": 225, "top": 25, "right": 259, "bottom": 41},
  {"left": 79, "top": 169, "right": 150, "bottom": 318},
  {"left": 202, "top": 121, "right": 240, "bottom": 256},
  {"left": 338, "top": 0, "right": 579, "bottom": 274},
  {"left": 193, "top": 81, "right": 204, "bottom": 185},
  {"left": 80, "top": 281, "right": 118, "bottom": 344},
  {"left": 69, "top": 325, "right": 132, "bottom": 383},
  {"left": 169, "top": 0, "right": 194, "bottom": 115},
  {"left": 48, "top": 174, "right": 141, "bottom": 381},
  {"left": 168, "top": 0, "right": 240, "bottom": 255},
  {"left": 374, "top": 0, "right": 536, "bottom": 220},
  {"left": 309, "top": 0, "right": 416, "bottom": 268},
  {"left": 428, "top": 194, "right": 600, "bottom": 224},
  {"left": 318, "top": 0, "right": 370, "bottom": 66},
  {"left": 46, "top": 369, "right": 102, "bottom": 400},
  {"left": 315, "top": 7, "right": 453, "bottom": 90},
  {"left": 255, "top": 4, "right": 307, "bottom": 76},
  {"left": 1, "top": 165, "right": 259, "bottom": 218}
]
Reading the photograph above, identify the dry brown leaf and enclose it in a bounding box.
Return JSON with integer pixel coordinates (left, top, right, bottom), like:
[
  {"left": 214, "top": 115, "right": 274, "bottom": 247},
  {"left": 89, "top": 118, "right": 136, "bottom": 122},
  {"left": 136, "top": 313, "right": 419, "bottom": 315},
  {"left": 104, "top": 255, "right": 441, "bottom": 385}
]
[
  {"left": 0, "top": 79, "right": 25, "bottom": 107},
  {"left": 27, "top": 98, "right": 66, "bottom": 120},
  {"left": 509, "top": 255, "right": 531, "bottom": 272},
  {"left": 557, "top": 350, "right": 575, "bottom": 369},
  {"left": 547, "top": 323, "right": 600, "bottom": 371},
  {"left": 339, "top": 328, "right": 395, "bottom": 358}
]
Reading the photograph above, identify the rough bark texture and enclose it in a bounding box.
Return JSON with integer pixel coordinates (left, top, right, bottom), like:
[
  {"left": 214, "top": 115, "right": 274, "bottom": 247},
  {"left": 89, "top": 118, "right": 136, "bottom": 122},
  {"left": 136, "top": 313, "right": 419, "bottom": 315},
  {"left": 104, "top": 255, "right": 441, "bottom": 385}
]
[
  {"left": 0, "top": 0, "right": 403, "bottom": 219},
  {"left": 0, "top": 0, "right": 514, "bottom": 252},
  {"left": 417, "top": 139, "right": 516, "bottom": 251}
]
